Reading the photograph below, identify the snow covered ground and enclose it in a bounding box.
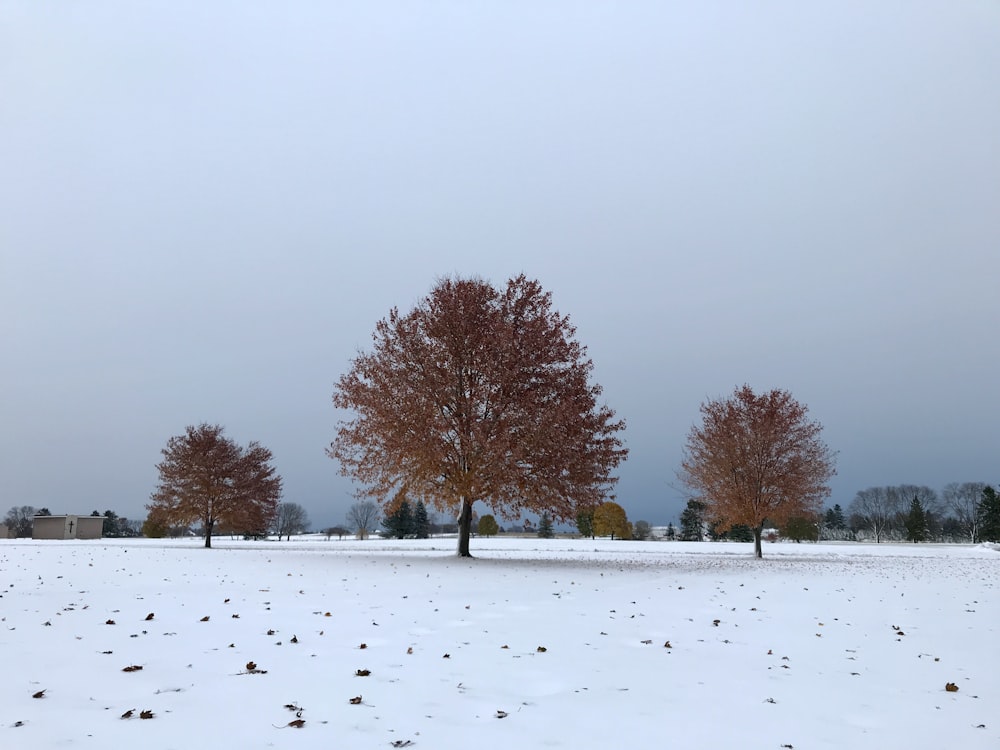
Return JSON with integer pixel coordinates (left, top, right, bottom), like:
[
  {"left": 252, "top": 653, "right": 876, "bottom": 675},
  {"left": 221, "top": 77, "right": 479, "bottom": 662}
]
[{"left": 1, "top": 537, "right": 997, "bottom": 749}]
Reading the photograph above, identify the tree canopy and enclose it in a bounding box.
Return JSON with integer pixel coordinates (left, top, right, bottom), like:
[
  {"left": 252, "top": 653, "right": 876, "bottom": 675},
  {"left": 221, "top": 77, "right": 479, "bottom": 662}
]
[
  {"left": 592, "top": 501, "right": 629, "bottom": 540},
  {"left": 680, "top": 385, "right": 835, "bottom": 558},
  {"left": 147, "top": 424, "right": 282, "bottom": 548},
  {"left": 330, "top": 275, "right": 627, "bottom": 557}
]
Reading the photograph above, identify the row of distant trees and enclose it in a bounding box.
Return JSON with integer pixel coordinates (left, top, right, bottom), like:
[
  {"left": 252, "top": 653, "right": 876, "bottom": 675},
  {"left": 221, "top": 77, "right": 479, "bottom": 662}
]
[{"left": 672, "top": 482, "right": 1000, "bottom": 545}]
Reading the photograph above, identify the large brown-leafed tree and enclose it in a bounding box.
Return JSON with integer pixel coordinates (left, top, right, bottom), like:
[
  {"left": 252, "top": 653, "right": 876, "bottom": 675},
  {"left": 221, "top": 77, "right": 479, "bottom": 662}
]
[
  {"left": 679, "top": 386, "right": 835, "bottom": 558},
  {"left": 148, "top": 424, "right": 282, "bottom": 548},
  {"left": 330, "top": 275, "right": 627, "bottom": 557}
]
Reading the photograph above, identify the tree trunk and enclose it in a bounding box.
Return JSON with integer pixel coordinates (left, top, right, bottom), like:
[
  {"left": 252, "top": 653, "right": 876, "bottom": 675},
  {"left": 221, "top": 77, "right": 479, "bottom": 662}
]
[
  {"left": 457, "top": 498, "right": 474, "bottom": 557},
  {"left": 204, "top": 519, "right": 214, "bottom": 548},
  {"left": 753, "top": 525, "right": 763, "bottom": 558}
]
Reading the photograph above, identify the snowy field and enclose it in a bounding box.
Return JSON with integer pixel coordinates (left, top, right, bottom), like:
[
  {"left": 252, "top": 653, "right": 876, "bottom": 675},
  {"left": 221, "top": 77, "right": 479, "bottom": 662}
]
[{"left": 1, "top": 538, "right": 997, "bottom": 750}]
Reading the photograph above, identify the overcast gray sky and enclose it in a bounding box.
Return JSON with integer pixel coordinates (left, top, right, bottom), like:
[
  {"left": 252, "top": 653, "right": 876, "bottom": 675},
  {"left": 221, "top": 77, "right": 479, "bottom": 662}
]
[{"left": 2, "top": 1, "right": 998, "bottom": 531}]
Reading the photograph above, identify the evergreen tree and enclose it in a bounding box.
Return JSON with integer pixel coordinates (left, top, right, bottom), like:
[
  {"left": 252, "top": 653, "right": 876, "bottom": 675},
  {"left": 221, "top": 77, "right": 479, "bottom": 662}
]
[
  {"left": 537, "top": 512, "right": 554, "bottom": 539},
  {"left": 978, "top": 486, "right": 1000, "bottom": 542},
  {"left": 783, "top": 516, "right": 819, "bottom": 542},
  {"left": 383, "top": 500, "right": 414, "bottom": 539},
  {"left": 665, "top": 522, "right": 676, "bottom": 541},
  {"left": 413, "top": 500, "right": 430, "bottom": 539},
  {"left": 576, "top": 508, "right": 595, "bottom": 539},
  {"left": 679, "top": 499, "right": 706, "bottom": 541},
  {"left": 478, "top": 514, "right": 499, "bottom": 537},
  {"left": 904, "top": 496, "right": 928, "bottom": 542},
  {"left": 727, "top": 524, "right": 754, "bottom": 542}
]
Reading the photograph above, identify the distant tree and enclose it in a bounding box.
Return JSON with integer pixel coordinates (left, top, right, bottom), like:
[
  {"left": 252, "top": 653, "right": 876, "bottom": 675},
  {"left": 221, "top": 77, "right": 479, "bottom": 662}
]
[
  {"left": 665, "top": 522, "right": 676, "bottom": 541},
  {"left": 413, "top": 500, "right": 430, "bottom": 539},
  {"left": 478, "top": 514, "right": 499, "bottom": 537},
  {"left": 821, "top": 504, "right": 849, "bottom": 540},
  {"left": 679, "top": 499, "right": 706, "bottom": 541},
  {"left": 978, "top": 486, "right": 1000, "bottom": 542},
  {"left": 274, "top": 502, "right": 310, "bottom": 540},
  {"left": 100, "top": 510, "right": 121, "bottom": 538},
  {"left": 576, "top": 508, "right": 595, "bottom": 539},
  {"left": 382, "top": 498, "right": 414, "bottom": 539},
  {"left": 537, "top": 512, "right": 555, "bottom": 539},
  {"left": 903, "top": 496, "right": 928, "bottom": 542},
  {"left": 592, "top": 501, "right": 629, "bottom": 540},
  {"left": 848, "top": 487, "right": 902, "bottom": 543},
  {"left": 633, "top": 519, "right": 651, "bottom": 541},
  {"left": 725, "top": 524, "right": 755, "bottom": 543},
  {"left": 942, "top": 482, "right": 987, "bottom": 543},
  {"left": 680, "top": 386, "right": 836, "bottom": 558},
  {"left": 325, "top": 525, "right": 350, "bottom": 540},
  {"left": 329, "top": 275, "right": 627, "bottom": 557},
  {"left": 3, "top": 506, "right": 36, "bottom": 538},
  {"left": 147, "top": 424, "right": 282, "bottom": 548},
  {"left": 347, "top": 500, "right": 380, "bottom": 540},
  {"left": 782, "top": 516, "right": 820, "bottom": 542},
  {"left": 36, "top": 508, "right": 52, "bottom": 516}
]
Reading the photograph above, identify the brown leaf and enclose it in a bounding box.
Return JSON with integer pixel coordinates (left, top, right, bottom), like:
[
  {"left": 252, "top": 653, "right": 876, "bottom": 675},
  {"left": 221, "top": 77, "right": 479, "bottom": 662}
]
[
  {"left": 536, "top": 646, "right": 547, "bottom": 653},
  {"left": 267, "top": 629, "right": 276, "bottom": 636},
  {"left": 287, "top": 719, "right": 305, "bottom": 728},
  {"left": 246, "top": 661, "right": 257, "bottom": 671},
  {"left": 349, "top": 695, "right": 362, "bottom": 705},
  {"left": 406, "top": 647, "right": 413, "bottom": 654},
  {"left": 640, "top": 639, "right": 652, "bottom": 645},
  {"left": 500, "top": 645, "right": 509, "bottom": 650},
  {"left": 945, "top": 682, "right": 959, "bottom": 692},
  {"left": 290, "top": 635, "right": 298, "bottom": 644},
  {"left": 139, "top": 710, "right": 154, "bottom": 720},
  {"left": 120, "top": 709, "right": 134, "bottom": 719},
  {"left": 200, "top": 616, "right": 210, "bottom": 622},
  {"left": 442, "top": 653, "right": 450, "bottom": 659},
  {"left": 106, "top": 619, "right": 116, "bottom": 625},
  {"left": 32, "top": 690, "right": 46, "bottom": 699},
  {"left": 663, "top": 641, "right": 673, "bottom": 649},
  {"left": 355, "top": 669, "right": 371, "bottom": 677},
  {"left": 122, "top": 665, "right": 143, "bottom": 673},
  {"left": 144, "top": 613, "right": 155, "bottom": 621},
  {"left": 359, "top": 643, "right": 367, "bottom": 649},
  {"left": 496, "top": 710, "right": 508, "bottom": 719}
]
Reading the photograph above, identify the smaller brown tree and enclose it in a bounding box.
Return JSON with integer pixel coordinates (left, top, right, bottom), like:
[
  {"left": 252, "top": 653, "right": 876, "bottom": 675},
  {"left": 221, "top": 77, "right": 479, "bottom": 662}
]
[
  {"left": 680, "top": 386, "right": 835, "bottom": 558},
  {"left": 147, "top": 424, "right": 282, "bottom": 548},
  {"left": 592, "top": 501, "right": 629, "bottom": 540}
]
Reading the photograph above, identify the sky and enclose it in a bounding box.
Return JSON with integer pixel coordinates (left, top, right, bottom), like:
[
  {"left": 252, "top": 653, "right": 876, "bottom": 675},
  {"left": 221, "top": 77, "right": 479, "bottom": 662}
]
[{"left": 2, "top": 1, "right": 999, "bottom": 531}]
